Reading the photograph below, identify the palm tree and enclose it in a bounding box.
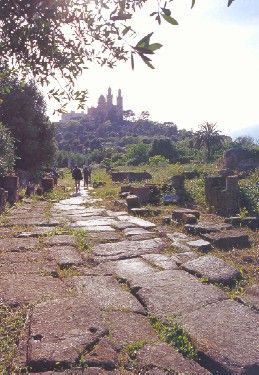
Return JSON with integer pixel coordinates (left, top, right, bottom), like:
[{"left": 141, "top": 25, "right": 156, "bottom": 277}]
[{"left": 194, "top": 122, "right": 223, "bottom": 161}]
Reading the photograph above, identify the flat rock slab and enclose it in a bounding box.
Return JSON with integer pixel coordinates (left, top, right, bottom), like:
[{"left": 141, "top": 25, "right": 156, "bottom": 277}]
[
  {"left": 48, "top": 246, "right": 83, "bottom": 267},
  {"left": 72, "top": 225, "right": 116, "bottom": 232},
  {"left": 185, "top": 222, "right": 233, "bottom": 235},
  {"left": 171, "top": 241, "right": 192, "bottom": 253},
  {"left": 172, "top": 208, "right": 200, "bottom": 221},
  {"left": 95, "top": 258, "right": 157, "bottom": 279},
  {"left": 202, "top": 230, "right": 250, "bottom": 249},
  {"left": 71, "top": 219, "right": 117, "bottom": 227},
  {"left": 173, "top": 251, "right": 200, "bottom": 265},
  {"left": 136, "top": 343, "right": 210, "bottom": 375},
  {"left": 0, "top": 237, "right": 38, "bottom": 252},
  {"left": 104, "top": 311, "right": 158, "bottom": 349},
  {"left": 141, "top": 254, "right": 179, "bottom": 270},
  {"left": 83, "top": 337, "right": 118, "bottom": 370},
  {"left": 27, "top": 298, "right": 108, "bottom": 371},
  {"left": 187, "top": 239, "right": 212, "bottom": 252},
  {"left": 65, "top": 276, "right": 145, "bottom": 314},
  {"left": 167, "top": 232, "right": 189, "bottom": 241},
  {"left": 241, "top": 284, "right": 259, "bottom": 310},
  {"left": 46, "top": 235, "right": 76, "bottom": 247},
  {"left": 87, "top": 232, "right": 121, "bottom": 243},
  {"left": 16, "top": 227, "right": 57, "bottom": 237},
  {"left": 5, "top": 218, "right": 60, "bottom": 227},
  {"left": 123, "top": 228, "right": 154, "bottom": 238},
  {"left": 179, "top": 300, "right": 259, "bottom": 375},
  {"left": 32, "top": 369, "right": 132, "bottom": 374},
  {"left": 93, "top": 238, "right": 165, "bottom": 262},
  {"left": 181, "top": 255, "right": 241, "bottom": 284},
  {"left": 118, "top": 216, "right": 156, "bottom": 229},
  {"left": 128, "top": 270, "right": 226, "bottom": 319},
  {"left": 0, "top": 275, "right": 68, "bottom": 306},
  {"left": 112, "top": 221, "right": 137, "bottom": 230}
]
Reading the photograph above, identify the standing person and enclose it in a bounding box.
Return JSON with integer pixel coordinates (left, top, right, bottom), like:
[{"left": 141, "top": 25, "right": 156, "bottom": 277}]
[
  {"left": 83, "top": 164, "right": 91, "bottom": 188},
  {"left": 72, "top": 165, "right": 83, "bottom": 193}
]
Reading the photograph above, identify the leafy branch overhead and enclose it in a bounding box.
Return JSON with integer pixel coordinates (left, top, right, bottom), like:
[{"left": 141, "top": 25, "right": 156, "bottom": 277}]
[{"left": 0, "top": 0, "right": 237, "bottom": 109}]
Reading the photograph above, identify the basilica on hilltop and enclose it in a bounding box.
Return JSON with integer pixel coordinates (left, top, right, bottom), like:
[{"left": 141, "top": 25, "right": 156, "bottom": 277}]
[{"left": 60, "top": 88, "right": 123, "bottom": 123}]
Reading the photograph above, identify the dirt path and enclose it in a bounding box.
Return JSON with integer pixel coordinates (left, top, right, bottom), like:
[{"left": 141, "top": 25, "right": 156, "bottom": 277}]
[{"left": 0, "top": 187, "right": 258, "bottom": 374}]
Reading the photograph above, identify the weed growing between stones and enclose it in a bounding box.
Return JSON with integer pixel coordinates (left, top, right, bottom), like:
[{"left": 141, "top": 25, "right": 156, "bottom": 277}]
[
  {"left": 149, "top": 315, "right": 197, "bottom": 360},
  {"left": 0, "top": 304, "right": 28, "bottom": 374},
  {"left": 54, "top": 265, "right": 83, "bottom": 279},
  {"left": 124, "top": 340, "right": 147, "bottom": 359},
  {"left": 73, "top": 229, "right": 92, "bottom": 253}
]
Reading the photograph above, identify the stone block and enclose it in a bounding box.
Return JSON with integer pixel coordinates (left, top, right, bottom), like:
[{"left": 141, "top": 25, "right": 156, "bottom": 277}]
[
  {"left": 202, "top": 230, "right": 250, "bottom": 249},
  {"left": 182, "top": 213, "right": 198, "bottom": 224},
  {"left": 172, "top": 208, "right": 200, "bottom": 222},
  {"left": 126, "top": 195, "right": 140, "bottom": 210},
  {"left": 181, "top": 255, "right": 241, "bottom": 284},
  {"left": 130, "top": 186, "right": 150, "bottom": 204},
  {"left": 185, "top": 222, "right": 232, "bottom": 235},
  {"left": 186, "top": 239, "right": 212, "bottom": 252}
]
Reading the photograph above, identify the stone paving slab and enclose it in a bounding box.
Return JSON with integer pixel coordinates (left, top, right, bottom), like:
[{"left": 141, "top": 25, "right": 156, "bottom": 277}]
[
  {"left": 95, "top": 258, "right": 157, "bottom": 279},
  {"left": 73, "top": 225, "right": 116, "bottom": 232},
  {"left": 47, "top": 246, "right": 83, "bottom": 267},
  {"left": 64, "top": 276, "right": 145, "bottom": 314},
  {"left": 187, "top": 239, "right": 212, "bottom": 252},
  {"left": 27, "top": 298, "right": 108, "bottom": 371},
  {"left": 173, "top": 251, "right": 200, "bottom": 265},
  {"left": 111, "top": 221, "right": 137, "bottom": 230},
  {"left": 178, "top": 299, "right": 259, "bottom": 375},
  {"left": 104, "top": 311, "right": 158, "bottom": 349},
  {"left": 32, "top": 369, "right": 132, "bottom": 374},
  {"left": 87, "top": 232, "right": 122, "bottom": 243},
  {"left": 123, "top": 227, "right": 154, "bottom": 238},
  {"left": 93, "top": 238, "right": 165, "bottom": 262},
  {"left": 141, "top": 254, "right": 179, "bottom": 270},
  {"left": 71, "top": 218, "right": 118, "bottom": 227},
  {"left": 4, "top": 218, "right": 60, "bottom": 227},
  {"left": 0, "top": 275, "right": 69, "bottom": 306},
  {"left": 136, "top": 343, "right": 211, "bottom": 375},
  {"left": 16, "top": 226, "right": 58, "bottom": 237},
  {"left": 46, "top": 235, "right": 76, "bottom": 247},
  {"left": 241, "top": 284, "right": 259, "bottom": 310},
  {"left": 181, "top": 255, "right": 241, "bottom": 285},
  {"left": 128, "top": 270, "right": 227, "bottom": 319},
  {"left": 0, "top": 237, "right": 38, "bottom": 252},
  {"left": 83, "top": 337, "right": 118, "bottom": 370},
  {"left": 117, "top": 215, "right": 156, "bottom": 229}
]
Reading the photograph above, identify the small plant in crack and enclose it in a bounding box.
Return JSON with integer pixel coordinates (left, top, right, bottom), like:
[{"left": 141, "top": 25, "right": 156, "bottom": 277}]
[{"left": 149, "top": 315, "right": 197, "bottom": 359}]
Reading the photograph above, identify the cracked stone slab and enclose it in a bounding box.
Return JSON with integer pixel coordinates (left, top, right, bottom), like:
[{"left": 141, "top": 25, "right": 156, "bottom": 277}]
[
  {"left": 241, "top": 284, "right": 259, "bottom": 310},
  {"left": 136, "top": 343, "right": 211, "bottom": 375},
  {"left": 104, "top": 311, "right": 158, "bottom": 350},
  {"left": 93, "top": 238, "right": 165, "bottom": 262},
  {"left": 0, "top": 237, "right": 38, "bottom": 252},
  {"left": 181, "top": 255, "right": 241, "bottom": 285},
  {"left": 178, "top": 300, "right": 259, "bottom": 375},
  {"left": 47, "top": 246, "right": 83, "bottom": 267},
  {"left": 128, "top": 270, "right": 226, "bottom": 319},
  {"left": 64, "top": 276, "right": 145, "bottom": 314},
  {"left": 46, "top": 235, "right": 76, "bottom": 247},
  {"left": 141, "top": 254, "right": 179, "bottom": 270},
  {"left": 117, "top": 216, "right": 156, "bottom": 229},
  {"left": 0, "top": 275, "right": 69, "bottom": 306},
  {"left": 202, "top": 230, "right": 250, "bottom": 250},
  {"left": 27, "top": 298, "right": 108, "bottom": 372}
]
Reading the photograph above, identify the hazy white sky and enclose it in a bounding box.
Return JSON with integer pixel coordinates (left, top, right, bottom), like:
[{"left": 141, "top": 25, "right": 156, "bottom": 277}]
[{"left": 48, "top": 0, "right": 259, "bottom": 136}]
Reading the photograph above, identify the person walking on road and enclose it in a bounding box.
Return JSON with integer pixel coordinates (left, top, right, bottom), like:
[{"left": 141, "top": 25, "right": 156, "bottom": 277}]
[
  {"left": 72, "top": 165, "right": 83, "bottom": 193},
  {"left": 83, "top": 164, "right": 92, "bottom": 188}
]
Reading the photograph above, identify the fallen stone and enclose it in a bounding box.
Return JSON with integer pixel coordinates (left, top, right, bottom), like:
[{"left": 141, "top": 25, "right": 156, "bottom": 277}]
[
  {"left": 136, "top": 343, "right": 211, "bottom": 375},
  {"left": 27, "top": 298, "right": 108, "bottom": 371},
  {"left": 202, "top": 230, "right": 250, "bottom": 249},
  {"left": 186, "top": 239, "right": 212, "bottom": 252},
  {"left": 0, "top": 275, "right": 68, "bottom": 306},
  {"left": 141, "top": 254, "right": 179, "bottom": 270},
  {"left": 182, "top": 213, "right": 198, "bottom": 224},
  {"left": 185, "top": 222, "right": 232, "bottom": 235},
  {"left": 93, "top": 238, "right": 165, "bottom": 261},
  {"left": 64, "top": 276, "right": 145, "bottom": 314},
  {"left": 104, "top": 311, "right": 158, "bottom": 349},
  {"left": 225, "top": 216, "right": 259, "bottom": 230},
  {"left": 179, "top": 300, "right": 259, "bottom": 375},
  {"left": 172, "top": 208, "right": 200, "bottom": 221},
  {"left": 128, "top": 270, "right": 226, "bottom": 319},
  {"left": 241, "top": 284, "right": 259, "bottom": 310},
  {"left": 181, "top": 255, "right": 241, "bottom": 284}
]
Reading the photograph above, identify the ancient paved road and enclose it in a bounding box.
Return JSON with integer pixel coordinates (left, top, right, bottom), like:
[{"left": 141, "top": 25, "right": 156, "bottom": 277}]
[{"left": 0, "top": 188, "right": 258, "bottom": 374}]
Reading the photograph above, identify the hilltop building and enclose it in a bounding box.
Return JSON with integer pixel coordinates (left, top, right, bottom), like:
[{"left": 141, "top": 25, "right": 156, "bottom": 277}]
[
  {"left": 87, "top": 88, "right": 123, "bottom": 122},
  {"left": 60, "top": 88, "right": 123, "bottom": 123}
]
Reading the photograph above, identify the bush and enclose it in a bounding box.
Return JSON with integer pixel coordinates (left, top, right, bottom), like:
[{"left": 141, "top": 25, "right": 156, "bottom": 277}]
[
  {"left": 149, "top": 155, "right": 169, "bottom": 167},
  {"left": 126, "top": 143, "right": 150, "bottom": 166}
]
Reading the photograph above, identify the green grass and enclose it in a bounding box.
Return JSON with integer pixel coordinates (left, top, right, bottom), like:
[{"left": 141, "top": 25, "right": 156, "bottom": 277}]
[
  {"left": 0, "top": 304, "right": 28, "bottom": 374},
  {"left": 149, "top": 315, "right": 197, "bottom": 359}
]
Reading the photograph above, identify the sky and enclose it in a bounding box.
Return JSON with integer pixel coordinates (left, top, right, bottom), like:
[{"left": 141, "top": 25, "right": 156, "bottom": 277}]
[{"left": 48, "top": 0, "right": 259, "bottom": 137}]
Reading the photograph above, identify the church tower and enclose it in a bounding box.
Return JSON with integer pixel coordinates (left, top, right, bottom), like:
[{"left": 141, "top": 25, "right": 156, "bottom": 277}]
[
  {"left": 107, "top": 87, "right": 113, "bottom": 111},
  {"left": 116, "top": 89, "right": 123, "bottom": 120}
]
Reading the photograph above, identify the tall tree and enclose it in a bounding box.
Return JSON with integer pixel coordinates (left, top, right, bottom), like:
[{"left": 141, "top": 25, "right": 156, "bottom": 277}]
[
  {"left": 194, "top": 122, "right": 223, "bottom": 161},
  {"left": 149, "top": 138, "right": 179, "bottom": 162},
  {"left": 0, "top": 77, "right": 56, "bottom": 174},
  {"left": 0, "top": 122, "right": 15, "bottom": 176}
]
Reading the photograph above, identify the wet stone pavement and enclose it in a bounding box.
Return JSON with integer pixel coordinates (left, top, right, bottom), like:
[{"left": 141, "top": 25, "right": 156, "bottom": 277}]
[{"left": 0, "top": 188, "right": 259, "bottom": 375}]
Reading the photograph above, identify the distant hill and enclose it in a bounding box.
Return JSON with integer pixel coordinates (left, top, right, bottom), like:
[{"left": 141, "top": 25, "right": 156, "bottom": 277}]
[{"left": 231, "top": 124, "right": 259, "bottom": 141}]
